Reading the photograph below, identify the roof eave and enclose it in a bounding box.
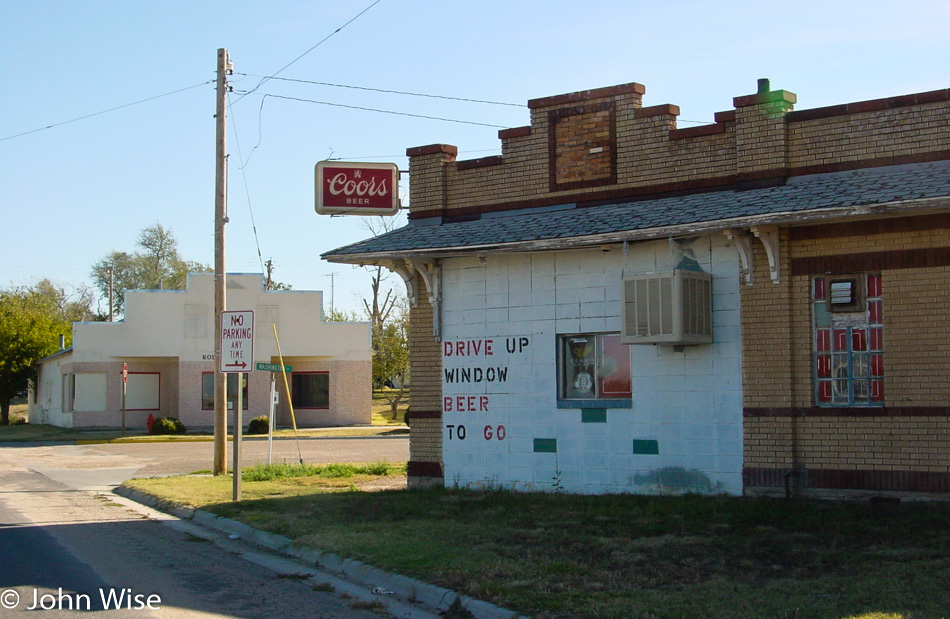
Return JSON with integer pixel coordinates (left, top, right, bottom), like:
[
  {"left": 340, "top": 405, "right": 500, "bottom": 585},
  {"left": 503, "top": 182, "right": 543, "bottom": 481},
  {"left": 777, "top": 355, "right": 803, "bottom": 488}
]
[{"left": 322, "top": 195, "right": 950, "bottom": 265}]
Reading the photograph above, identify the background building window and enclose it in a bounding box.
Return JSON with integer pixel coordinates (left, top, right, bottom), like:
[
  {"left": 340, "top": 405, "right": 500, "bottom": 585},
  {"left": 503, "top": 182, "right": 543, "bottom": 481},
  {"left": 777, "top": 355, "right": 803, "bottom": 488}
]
[
  {"left": 557, "top": 333, "right": 631, "bottom": 407},
  {"left": 201, "top": 372, "right": 248, "bottom": 410},
  {"left": 813, "top": 274, "right": 884, "bottom": 406},
  {"left": 292, "top": 372, "right": 330, "bottom": 409},
  {"left": 126, "top": 372, "right": 160, "bottom": 411},
  {"left": 70, "top": 372, "right": 107, "bottom": 412}
]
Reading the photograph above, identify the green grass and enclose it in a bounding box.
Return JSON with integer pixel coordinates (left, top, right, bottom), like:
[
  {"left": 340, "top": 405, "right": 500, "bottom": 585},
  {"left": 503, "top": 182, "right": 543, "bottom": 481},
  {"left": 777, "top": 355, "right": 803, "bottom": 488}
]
[
  {"left": 241, "top": 461, "right": 395, "bottom": 482},
  {"left": 371, "top": 388, "right": 407, "bottom": 425},
  {"left": 123, "top": 462, "right": 406, "bottom": 505},
  {"left": 153, "top": 485, "right": 950, "bottom": 619}
]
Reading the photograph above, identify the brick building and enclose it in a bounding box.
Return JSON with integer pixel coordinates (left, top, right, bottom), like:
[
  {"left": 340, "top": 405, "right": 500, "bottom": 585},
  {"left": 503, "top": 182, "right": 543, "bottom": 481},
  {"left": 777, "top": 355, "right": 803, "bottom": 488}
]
[
  {"left": 324, "top": 79, "right": 950, "bottom": 498},
  {"left": 31, "top": 273, "right": 372, "bottom": 430}
]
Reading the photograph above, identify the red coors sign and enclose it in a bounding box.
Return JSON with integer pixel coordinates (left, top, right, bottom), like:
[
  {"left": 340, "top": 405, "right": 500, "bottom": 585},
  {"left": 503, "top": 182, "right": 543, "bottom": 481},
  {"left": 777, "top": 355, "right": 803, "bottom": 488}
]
[{"left": 315, "top": 161, "right": 400, "bottom": 216}]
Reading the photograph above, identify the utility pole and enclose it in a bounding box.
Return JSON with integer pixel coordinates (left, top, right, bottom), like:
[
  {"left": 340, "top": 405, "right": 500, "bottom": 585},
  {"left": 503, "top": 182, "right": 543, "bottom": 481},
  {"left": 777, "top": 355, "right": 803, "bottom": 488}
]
[
  {"left": 107, "top": 265, "right": 114, "bottom": 322},
  {"left": 265, "top": 258, "right": 275, "bottom": 290},
  {"left": 213, "top": 48, "right": 232, "bottom": 476},
  {"left": 326, "top": 272, "right": 339, "bottom": 315}
]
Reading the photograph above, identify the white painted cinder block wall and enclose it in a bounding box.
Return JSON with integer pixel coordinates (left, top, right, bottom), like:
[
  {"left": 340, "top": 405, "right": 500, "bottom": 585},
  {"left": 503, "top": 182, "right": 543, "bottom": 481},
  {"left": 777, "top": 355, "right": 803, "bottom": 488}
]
[{"left": 440, "top": 235, "right": 743, "bottom": 495}]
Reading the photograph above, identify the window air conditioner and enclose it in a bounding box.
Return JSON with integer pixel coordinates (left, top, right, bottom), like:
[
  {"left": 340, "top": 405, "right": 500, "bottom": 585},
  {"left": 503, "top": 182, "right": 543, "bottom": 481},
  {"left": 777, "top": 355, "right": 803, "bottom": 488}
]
[
  {"left": 827, "top": 275, "right": 866, "bottom": 313},
  {"left": 622, "top": 269, "right": 713, "bottom": 345}
]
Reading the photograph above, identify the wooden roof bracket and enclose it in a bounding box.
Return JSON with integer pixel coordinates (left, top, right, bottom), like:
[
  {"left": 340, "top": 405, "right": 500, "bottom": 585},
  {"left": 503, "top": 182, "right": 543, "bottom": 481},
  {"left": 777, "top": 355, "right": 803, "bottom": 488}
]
[
  {"left": 723, "top": 228, "right": 754, "bottom": 286},
  {"left": 409, "top": 259, "right": 443, "bottom": 340},
  {"left": 386, "top": 260, "right": 419, "bottom": 308},
  {"left": 384, "top": 258, "right": 443, "bottom": 340},
  {"left": 750, "top": 225, "right": 781, "bottom": 284}
]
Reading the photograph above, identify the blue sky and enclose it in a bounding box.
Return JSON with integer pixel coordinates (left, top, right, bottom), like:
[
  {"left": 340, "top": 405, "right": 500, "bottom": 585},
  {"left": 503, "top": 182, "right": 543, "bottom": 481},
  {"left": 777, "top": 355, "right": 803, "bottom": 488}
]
[{"left": 2, "top": 0, "right": 947, "bottom": 316}]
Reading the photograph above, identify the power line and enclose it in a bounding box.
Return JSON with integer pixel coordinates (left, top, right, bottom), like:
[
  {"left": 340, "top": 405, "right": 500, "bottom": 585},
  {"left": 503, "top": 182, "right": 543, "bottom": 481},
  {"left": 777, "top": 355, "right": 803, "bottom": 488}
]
[
  {"left": 0, "top": 81, "right": 212, "bottom": 143},
  {"left": 226, "top": 90, "right": 267, "bottom": 276},
  {"left": 249, "top": 93, "right": 510, "bottom": 129},
  {"left": 237, "top": 74, "right": 525, "bottom": 108},
  {"left": 231, "top": 0, "right": 386, "bottom": 105}
]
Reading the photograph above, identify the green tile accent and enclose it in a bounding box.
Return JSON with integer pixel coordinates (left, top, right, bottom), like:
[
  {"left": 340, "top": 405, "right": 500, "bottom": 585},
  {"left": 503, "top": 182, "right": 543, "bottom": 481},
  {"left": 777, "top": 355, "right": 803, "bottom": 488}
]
[
  {"left": 533, "top": 438, "right": 558, "bottom": 453},
  {"left": 633, "top": 439, "right": 659, "bottom": 455},
  {"left": 581, "top": 409, "right": 607, "bottom": 423}
]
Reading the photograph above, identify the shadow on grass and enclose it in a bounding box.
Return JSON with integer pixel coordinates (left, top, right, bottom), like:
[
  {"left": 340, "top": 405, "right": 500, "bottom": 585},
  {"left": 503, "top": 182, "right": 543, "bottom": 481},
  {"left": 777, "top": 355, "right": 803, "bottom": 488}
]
[{"left": 192, "top": 487, "right": 950, "bottom": 619}]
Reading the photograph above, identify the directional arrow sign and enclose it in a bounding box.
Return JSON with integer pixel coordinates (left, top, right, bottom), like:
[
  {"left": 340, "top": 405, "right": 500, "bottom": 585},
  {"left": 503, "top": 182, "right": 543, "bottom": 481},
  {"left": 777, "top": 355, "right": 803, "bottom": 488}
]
[
  {"left": 220, "top": 310, "right": 254, "bottom": 373},
  {"left": 256, "top": 362, "right": 292, "bottom": 373}
]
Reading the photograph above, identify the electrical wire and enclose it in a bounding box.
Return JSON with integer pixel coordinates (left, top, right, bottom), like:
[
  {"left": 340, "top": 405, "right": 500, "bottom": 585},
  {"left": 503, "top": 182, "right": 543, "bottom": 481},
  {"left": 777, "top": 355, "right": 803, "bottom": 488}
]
[
  {"left": 236, "top": 74, "right": 525, "bottom": 108},
  {"left": 248, "top": 92, "right": 510, "bottom": 128},
  {"left": 226, "top": 91, "right": 267, "bottom": 276},
  {"left": 0, "top": 81, "right": 213, "bottom": 143},
  {"left": 230, "top": 0, "right": 385, "bottom": 106}
]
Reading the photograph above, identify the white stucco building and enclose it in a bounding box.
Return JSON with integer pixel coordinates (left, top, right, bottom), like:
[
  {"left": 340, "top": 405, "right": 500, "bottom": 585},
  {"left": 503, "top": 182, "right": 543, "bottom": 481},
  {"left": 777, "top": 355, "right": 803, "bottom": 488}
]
[
  {"left": 435, "top": 238, "right": 743, "bottom": 494},
  {"left": 31, "top": 273, "right": 372, "bottom": 430}
]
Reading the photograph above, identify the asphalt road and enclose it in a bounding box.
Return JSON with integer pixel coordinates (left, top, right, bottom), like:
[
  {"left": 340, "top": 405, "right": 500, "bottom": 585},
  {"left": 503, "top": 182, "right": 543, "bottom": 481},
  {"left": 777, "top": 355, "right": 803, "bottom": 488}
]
[
  {"left": 5, "top": 435, "right": 409, "bottom": 491},
  {"left": 0, "top": 436, "right": 417, "bottom": 618}
]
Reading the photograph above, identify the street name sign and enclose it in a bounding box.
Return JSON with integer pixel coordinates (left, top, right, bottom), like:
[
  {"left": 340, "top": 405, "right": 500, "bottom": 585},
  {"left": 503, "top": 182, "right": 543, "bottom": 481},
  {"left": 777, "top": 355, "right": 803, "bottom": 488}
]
[
  {"left": 256, "top": 362, "right": 292, "bottom": 373},
  {"left": 220, "top": 310, "right": 254, "bottom": 373}
]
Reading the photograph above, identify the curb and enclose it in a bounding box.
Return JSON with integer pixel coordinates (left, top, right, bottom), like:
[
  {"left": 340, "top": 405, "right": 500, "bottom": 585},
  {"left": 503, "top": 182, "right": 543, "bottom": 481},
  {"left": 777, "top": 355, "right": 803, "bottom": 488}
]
[{"left": 113, "top": 485, "right": 525, "bottom": 619}]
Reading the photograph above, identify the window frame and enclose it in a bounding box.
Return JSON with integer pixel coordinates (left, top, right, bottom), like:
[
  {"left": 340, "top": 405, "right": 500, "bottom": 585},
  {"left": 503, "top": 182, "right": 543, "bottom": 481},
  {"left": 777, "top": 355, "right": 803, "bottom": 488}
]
[
  {"left": 201, "top": 372, "right": 249, "bottom": 411},
  {"left": 813, "top": 273, "right": 884, "bottom": 407},
  {"left": 556, "top": 332, "right": 632, "bottom": 409},
  {"left": 291, "top": 371, "right": 330, "bottom": 410}
]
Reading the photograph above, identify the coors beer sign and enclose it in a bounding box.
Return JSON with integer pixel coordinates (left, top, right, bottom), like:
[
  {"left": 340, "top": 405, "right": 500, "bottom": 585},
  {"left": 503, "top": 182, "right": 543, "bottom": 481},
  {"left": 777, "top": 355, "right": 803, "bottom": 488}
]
[{"left": 315, "top": 161, "right": 400, "bottom": 216}]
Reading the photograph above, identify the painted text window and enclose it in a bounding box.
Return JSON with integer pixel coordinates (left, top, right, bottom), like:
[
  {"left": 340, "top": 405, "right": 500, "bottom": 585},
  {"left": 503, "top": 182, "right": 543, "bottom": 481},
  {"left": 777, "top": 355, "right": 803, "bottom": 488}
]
[{"left": 813, "top": 274, "right": 884, "bottom": 406}]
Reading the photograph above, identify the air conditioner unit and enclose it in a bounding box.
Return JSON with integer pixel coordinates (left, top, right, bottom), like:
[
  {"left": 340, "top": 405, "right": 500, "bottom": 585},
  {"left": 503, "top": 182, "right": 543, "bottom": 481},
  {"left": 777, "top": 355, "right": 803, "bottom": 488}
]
[
  {"left": 622, "top": 269, "right": 713, "bottom": 345},
  {"left": 827, "top": 274, "right": 866, "bottom": 313}
]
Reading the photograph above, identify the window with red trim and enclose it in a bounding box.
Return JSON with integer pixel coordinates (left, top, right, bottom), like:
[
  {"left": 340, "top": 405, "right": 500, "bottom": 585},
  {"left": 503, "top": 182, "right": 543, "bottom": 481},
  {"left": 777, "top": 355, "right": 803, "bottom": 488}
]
[{"left": 813, "top": 274, "right": 884, "bottom": 406}]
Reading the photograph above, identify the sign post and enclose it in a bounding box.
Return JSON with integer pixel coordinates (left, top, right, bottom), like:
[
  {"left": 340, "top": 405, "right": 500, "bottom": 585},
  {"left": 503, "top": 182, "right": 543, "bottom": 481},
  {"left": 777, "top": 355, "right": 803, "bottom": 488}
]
[
  {"left": 255, "top": 362, "right": 292, "bottom": 465},
  {"left": 221, "top": 310, "right": 254, "bottom": 500},
  {"left": 121, "top": 363, "right": 128, "bottom": 437},
  {"left": 267, "top": 375, "right": 276, "bottom": 465}
]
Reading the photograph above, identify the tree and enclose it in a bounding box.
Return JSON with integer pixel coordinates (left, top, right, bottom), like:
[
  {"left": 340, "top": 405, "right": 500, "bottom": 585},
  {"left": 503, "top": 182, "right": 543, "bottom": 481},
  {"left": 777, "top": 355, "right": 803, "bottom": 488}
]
[
  {"left": 358, "top": 217, "right": 410, "bottom": 419},
  {"left": 90, "top": 223, "right": 211, "bottom": 316},
  {"left": 373, "top": 306, "right": 409, "bottom": 419},
  {"left": 0, "top": 286, "right": 72, "bottom": 425},
  {"left": 360, "top": 217, "right": 400, "bottom": 335},
  {"left": 30, "top": 278, "right": 97, "bottom": 322}
]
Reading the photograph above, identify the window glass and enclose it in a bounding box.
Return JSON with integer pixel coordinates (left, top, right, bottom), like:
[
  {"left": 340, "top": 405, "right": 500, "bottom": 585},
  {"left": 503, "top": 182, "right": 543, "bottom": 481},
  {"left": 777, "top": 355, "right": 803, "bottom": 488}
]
[
  {"left": 292, "top": 372, "right": 330, "bottom": 409},
  {"left": 126, "top": 373, "right": 160, "bottom": 410},
  {"left": 558, "top": 333, "right": 631, "bottom": 405},
  {"left": 813, "top": 274, "right": 883, "bottom": 406},
  {"left": 201, "top": 373, "right": 248, "bottom": 410}
]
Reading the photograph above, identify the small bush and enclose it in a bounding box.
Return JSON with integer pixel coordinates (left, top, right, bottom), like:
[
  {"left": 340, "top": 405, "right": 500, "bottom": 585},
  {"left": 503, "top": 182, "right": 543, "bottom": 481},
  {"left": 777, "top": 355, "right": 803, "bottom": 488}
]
[
  {"left": 247, "top": 416, "right": 270, "bottom": 435},
  {"left": 9, "top": 415, "right": 28, "bottom": 425},
  {"left": 150, "top": 417, "right": 186, "bottom": 435}
]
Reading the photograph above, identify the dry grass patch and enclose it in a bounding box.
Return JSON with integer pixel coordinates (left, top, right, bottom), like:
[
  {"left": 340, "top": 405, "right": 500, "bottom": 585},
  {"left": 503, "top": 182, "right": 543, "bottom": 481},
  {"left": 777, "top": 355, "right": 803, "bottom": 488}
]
[{"left": 201, "top": 489, "right": 950, "bottom": 619}]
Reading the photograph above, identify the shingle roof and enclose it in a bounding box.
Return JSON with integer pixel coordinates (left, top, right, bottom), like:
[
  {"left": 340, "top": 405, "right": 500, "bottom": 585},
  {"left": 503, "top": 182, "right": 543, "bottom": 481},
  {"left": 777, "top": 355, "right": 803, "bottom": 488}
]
[{"left": 322, "top": 160, "right": 950, "bottom": 261}]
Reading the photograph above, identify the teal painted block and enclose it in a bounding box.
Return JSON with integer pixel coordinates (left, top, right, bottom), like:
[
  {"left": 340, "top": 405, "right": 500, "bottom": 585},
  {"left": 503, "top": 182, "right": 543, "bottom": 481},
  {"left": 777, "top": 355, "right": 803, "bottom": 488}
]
[
  {"left": 633, "top": 439, "right": 659, "bottom": 455},
  {"left": 534, "top": 438, "right": 558, "bottom": 453},
  {"left": 581, "top": 409, "right": 607, "bottom": 423}
]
